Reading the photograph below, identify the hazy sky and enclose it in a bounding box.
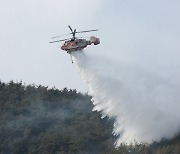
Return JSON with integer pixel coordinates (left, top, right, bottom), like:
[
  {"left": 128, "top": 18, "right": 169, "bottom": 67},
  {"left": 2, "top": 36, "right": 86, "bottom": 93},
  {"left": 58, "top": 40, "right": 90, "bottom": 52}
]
[{"left": 1, "top": 0, "right": 180, "bottom": 92}]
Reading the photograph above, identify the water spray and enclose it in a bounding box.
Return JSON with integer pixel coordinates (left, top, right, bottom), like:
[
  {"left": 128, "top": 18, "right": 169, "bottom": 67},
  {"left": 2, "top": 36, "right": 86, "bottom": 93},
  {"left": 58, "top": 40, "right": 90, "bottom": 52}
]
[{"left": 71, "top": 51, "right": 180, "bottom": 146}]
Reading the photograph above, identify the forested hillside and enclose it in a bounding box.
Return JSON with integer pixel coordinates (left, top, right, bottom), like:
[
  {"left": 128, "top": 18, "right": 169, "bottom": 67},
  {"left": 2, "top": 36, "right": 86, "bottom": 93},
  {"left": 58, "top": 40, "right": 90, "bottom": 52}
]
[{"left": 0, "top": 81, "right": 179, "bottom": 154}]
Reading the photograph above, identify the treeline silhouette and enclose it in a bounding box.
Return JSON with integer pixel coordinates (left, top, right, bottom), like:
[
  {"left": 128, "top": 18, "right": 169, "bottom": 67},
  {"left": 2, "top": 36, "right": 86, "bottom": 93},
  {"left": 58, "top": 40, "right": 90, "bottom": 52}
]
[{"left": 0, "top": 81, "right": 179, "bottom": 154}]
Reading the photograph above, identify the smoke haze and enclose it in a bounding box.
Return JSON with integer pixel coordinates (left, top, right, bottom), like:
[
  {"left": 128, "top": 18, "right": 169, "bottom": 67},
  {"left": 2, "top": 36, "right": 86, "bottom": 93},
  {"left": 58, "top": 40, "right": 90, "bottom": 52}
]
[{"left": 72, "top": 51, "right": 180, "bottom": 146}]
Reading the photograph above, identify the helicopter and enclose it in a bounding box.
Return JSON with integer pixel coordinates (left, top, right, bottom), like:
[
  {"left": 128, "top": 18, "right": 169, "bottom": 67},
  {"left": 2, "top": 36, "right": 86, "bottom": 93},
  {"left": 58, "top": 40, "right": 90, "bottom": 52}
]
[{"left": 50, "top": 25, "right": 100, "bottom": 63}]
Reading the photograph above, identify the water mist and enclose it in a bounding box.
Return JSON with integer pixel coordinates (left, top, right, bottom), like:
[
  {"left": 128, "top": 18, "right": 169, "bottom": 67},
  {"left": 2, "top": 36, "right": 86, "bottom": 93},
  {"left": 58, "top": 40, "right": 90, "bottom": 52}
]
[{"left": 71, "top": 51, "right": 180, "bottom": 146}]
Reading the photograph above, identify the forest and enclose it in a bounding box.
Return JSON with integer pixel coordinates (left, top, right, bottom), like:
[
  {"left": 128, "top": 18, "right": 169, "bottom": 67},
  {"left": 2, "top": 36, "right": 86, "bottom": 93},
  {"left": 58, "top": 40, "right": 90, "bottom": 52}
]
[{"left": 0, "top": 81, "right": 179, "bottom": 154}]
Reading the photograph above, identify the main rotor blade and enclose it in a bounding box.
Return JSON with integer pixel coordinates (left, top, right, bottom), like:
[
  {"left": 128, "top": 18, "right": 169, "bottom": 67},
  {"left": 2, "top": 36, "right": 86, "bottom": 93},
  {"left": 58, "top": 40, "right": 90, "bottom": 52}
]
[
  {"left": 51, "top": 33, "right": 72, "bottom": 39},
  {"left": 68, "top": 25, "right": 73, "bottom": 33},
  {"left": 77, "top": 37, "right": 90, "bottom": 39},
  {"left": 76, "top": 29, "right": 98, "bottom": 33},
  {"left": 49, "top": 39, "right": 68, "bottom": 43},
  {"left": 73, "top": 29, "right": 76, "bottom": 38}
]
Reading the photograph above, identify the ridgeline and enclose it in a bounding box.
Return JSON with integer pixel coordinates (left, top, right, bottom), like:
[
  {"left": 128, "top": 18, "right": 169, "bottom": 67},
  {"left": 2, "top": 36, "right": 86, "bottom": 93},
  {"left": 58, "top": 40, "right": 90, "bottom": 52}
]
[{"left": 0, "top": 81, "right": 179, "bottom": 154}]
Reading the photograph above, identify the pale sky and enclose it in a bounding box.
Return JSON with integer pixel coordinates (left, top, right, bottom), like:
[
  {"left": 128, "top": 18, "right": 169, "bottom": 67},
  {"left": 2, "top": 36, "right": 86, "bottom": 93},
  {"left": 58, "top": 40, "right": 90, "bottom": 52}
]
[{"left": 0, "top": 0, "right": 180, "bottom": 92}]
